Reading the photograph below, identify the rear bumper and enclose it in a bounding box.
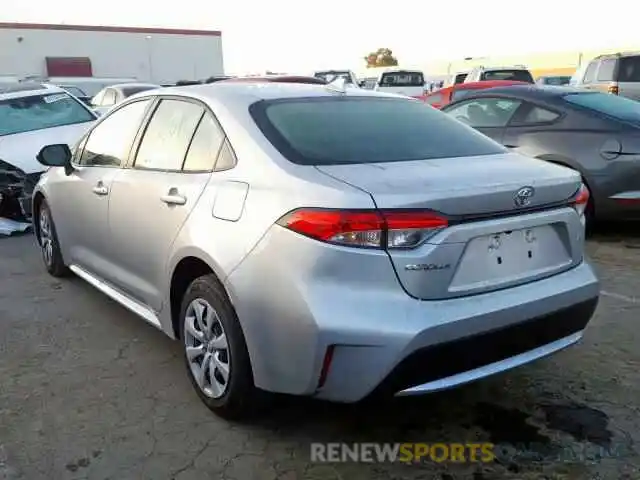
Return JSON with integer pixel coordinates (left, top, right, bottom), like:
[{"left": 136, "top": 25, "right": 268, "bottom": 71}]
[{"left": 228, "top": 224, "right": 600, "bottom": 402}]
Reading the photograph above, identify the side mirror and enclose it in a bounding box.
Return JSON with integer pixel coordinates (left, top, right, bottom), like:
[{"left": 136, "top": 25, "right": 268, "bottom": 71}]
[{"left": 37, "top": 144, "right": 73, "bottom": 175}]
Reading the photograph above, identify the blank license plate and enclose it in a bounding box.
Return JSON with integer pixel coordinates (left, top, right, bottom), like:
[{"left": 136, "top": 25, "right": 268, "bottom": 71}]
[{"left": 449, "top": 225, "right": 572, "bottom": 291}]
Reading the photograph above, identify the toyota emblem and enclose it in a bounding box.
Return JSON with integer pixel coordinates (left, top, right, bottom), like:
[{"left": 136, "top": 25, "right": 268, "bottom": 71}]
[{"left": 514, "top": 186, "right": 535, "bottom": 207}]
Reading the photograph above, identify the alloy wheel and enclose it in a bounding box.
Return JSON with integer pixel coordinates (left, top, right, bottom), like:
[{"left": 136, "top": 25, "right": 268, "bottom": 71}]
[
  {"left": 183, "top": 298, "right": 231, "bottom": 399},
  {"left": 39, "top": 208, "right": 53, "bottom": 267}
]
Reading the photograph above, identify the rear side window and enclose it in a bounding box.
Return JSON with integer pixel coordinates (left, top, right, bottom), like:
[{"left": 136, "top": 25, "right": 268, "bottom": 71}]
[
  {"left": 379, "top": 72, "right": 424, "bottom": 87},
  {"left": 596, "top": 59, "right": 616, "bottom": 81},
  {"left": 618, "top": 56, "right": 640, "bottom": 82},
  {"left": 182, "top": 113, "right": 225, "bottom": 172},
  {"left": 481, "top": 70, "right": 534, "bottom": 83},
  {"left": 564, "top": 92, "right": 640, "bottom": 125},
  {"left": 250, "top": 97, "right": 506, "bottom": 166},
  {"left": 134, "top": 99, "right": 204, "bottom": 171}
]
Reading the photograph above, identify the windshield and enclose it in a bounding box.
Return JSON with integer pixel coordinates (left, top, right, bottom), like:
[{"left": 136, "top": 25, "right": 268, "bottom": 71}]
[
  {"left": 379, "top": 71, "right": 424, "bottom": 87},
  {"left": 564, "top": 92, "right": 640, "bottom": 124},
  {"left": 314, "top": 71, "right": 354, "bottom": 84},
  {"left": 121, "top": 85, "right": 159, "bottom": 97},
  {"left": 481, "top": 70, "right": 534, "bottom": 83},
  {"left": 61, "top": 86, "right": 87, "bottom": 97},
  {"left": 249, "top": 96, "right": 505, "bottom": 165},
  {"left": 0, "top": 92, "right": 95, "bottom": 137}
]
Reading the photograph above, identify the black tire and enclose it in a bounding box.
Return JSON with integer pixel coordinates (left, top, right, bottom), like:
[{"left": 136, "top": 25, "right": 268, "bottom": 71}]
[
  {"left": 37, "top": 201, "right": 70, "bottom": 277},
  {"left": 179, "top": 274, "right": 267, "bottom": 420}
]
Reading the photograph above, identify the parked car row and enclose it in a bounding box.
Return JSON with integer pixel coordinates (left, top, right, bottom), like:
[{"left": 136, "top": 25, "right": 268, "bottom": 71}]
[{"left": 30, "top": 78, "right": 600, "bottom": 421}]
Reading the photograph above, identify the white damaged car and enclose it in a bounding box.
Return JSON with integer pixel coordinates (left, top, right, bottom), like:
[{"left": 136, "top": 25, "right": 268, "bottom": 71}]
[{"left": 0, "top": 82, "right": 97, "bottom": 219}]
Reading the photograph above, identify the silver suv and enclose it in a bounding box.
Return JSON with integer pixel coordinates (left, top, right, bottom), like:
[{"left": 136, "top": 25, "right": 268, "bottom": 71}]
[
  {"left": 571, "top": 52, "right": 640, "bottom": 101},
  {"left": 32, "top": 83, "right": 599, "bottom": 419}
]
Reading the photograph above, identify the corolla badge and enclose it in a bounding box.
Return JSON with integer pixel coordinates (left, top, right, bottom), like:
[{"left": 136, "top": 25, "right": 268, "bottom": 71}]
[{"left": 514, "top": 186, "right": 535, "bottom": 207}]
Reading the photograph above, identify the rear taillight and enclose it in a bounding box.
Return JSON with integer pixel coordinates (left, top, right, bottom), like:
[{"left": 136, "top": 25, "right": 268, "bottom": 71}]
[
  {"left": 607, "top": 83, "right": 619, "bottom": 95},
  {"left": 570, "top": 184, "right": 590, "bottom": 217},
  {"left": 276, "top": 209, "right": 448, "bottom": 249}
]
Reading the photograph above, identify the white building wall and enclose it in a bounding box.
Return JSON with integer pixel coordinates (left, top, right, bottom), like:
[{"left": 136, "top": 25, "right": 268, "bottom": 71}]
[{"left": 0, "top": 26, "right": 224, "bottom": 84}]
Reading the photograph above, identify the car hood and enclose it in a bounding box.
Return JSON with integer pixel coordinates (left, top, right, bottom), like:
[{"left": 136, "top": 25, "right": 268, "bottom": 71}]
[{"left": 0, "top": 121, "right": 94, "bottom": 174}]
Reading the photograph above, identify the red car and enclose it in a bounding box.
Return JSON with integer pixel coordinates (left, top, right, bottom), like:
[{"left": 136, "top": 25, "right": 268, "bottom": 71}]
[{"left": 423, "top": 80, "right": 528, "bottom": 109}]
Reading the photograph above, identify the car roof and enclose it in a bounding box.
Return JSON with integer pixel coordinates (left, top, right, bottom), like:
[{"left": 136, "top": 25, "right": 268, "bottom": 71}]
[
  {"left": 0, "top": 82, "right": 65, "bottom": 99},
  {"left": 221, "top": 75, "right": 328, "bottom": 85},
  {"left": 110, "top": 83, "right": 161, "bottom": 90},
  {"left": 453, "top": 84, "right": 588, "bottom": 101},
  {"left": 134, "top": 81, "right": 404, "bottom": 107}
]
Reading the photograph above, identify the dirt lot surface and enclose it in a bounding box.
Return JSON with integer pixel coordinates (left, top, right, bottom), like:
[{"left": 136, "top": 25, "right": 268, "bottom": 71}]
[{"left": 1, "top": 226, "right": 639, "bottom": 480}]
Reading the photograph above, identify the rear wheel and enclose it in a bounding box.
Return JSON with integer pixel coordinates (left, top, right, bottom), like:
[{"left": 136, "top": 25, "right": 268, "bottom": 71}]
[
  {"left": 38, "top": 201, "right": 69, "bottom": 277},
  {"left": 179, "top": 274, "right": 266, "bottom": 420}
]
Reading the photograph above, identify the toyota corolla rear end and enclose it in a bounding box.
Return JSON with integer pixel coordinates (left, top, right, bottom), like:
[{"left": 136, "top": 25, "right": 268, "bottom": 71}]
[{"left": 226, "top": 91, "right": 600, "bottom": 403}]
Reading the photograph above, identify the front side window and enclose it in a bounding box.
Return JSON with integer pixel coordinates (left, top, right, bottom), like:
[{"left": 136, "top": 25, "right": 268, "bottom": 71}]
[
  {"left": 445, "top": 97, "right": 522, "bottom": 128},
  {"left": 583, "top": 61, "right": 598, "bottom": 83},
  {"left": 79, "top": 99, "right": 150, "bottom": 167},
  {"left": 250, "top": 96, "right": 506, "bottom": 166},
  {"left": 134, "top": 99, "right": 204, "bottom": 171},
  {"left": 0, "top": 92, "right": 95, "bottom": 137},
  {"left": 379, "top": 71, "right": 424, "bottom": 87},
  {"left": 564, "top": 92, "right": 640, "bottom": 125}
]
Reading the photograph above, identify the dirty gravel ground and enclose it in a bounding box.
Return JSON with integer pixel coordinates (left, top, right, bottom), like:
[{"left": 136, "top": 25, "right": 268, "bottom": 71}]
[{"left": 1, "top": 226, "right": 639, "bottom": 480}]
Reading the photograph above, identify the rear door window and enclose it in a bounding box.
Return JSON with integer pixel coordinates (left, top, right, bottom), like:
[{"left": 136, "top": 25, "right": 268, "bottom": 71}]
[
  {"left": 182, "top": 113, "right": 226, "bottom": 172},
  {"left": 596, "top": 59, "right": 616, "bottom": 81},
  {"left": 618, "top": 56, "right": 640, "bottom": 82},
  {"left": 134, "top": 99, "right": 204, "bottom": 171},
  {"left": 250, "top": 97, "right": 506, "bottom": 165}
]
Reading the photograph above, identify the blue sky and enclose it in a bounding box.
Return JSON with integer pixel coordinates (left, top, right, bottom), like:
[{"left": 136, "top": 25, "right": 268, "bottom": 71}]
[{"left": 4, "top": 0, "right": 639, "bottom": 74}]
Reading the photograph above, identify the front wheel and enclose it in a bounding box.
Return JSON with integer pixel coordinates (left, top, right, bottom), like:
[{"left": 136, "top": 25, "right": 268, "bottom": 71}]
[
  {"left": 38, "top": 201, "right": 69, "bottom": 277},
  {"left": 179, "top": 274, "right": 267, "bottom": 420}
]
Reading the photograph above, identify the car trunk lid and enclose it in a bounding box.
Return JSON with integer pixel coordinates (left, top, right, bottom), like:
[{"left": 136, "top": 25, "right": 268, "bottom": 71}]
[{"left": 316, "top": 152, "right": 584, "bottom": 300}]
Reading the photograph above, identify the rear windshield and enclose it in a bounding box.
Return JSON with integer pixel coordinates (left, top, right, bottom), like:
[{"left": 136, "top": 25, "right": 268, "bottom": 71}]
[
  {"left": 249, "top": 97, "right": 506, "bottom": 165},
  {"left": 0, "top": 92, "right": 95, "bottom": 137},
  {"left": 121, "top": 85, "right": 159, "bottom": 97},
  {"left": 481, "top": 70, "right": 534, "bottom": 83},
  {"left": 564, "top": 92, "right": 640, "bottom": 124},
  {"left": 452, "top": 88, "right": 480, "bottom": 102},
  {"left": 379, "top": 71, "right": 424, "bottom": 87}
]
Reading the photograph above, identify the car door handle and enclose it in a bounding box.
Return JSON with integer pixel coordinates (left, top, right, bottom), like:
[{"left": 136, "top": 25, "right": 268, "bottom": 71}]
[
  {"left": 504, "top": 145, "right": 518, "bottom": 149},
  {"left": 92, "top": 183, "right": 108, "bottom": 196},
  {"left": 160, "top": 190, "right": 187, "bottom": 206}
]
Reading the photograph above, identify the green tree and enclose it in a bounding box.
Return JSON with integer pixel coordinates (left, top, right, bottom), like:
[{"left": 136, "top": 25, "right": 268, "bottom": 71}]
[{"left": 364, "top": 48, "right": 399, "bottom": 68}]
